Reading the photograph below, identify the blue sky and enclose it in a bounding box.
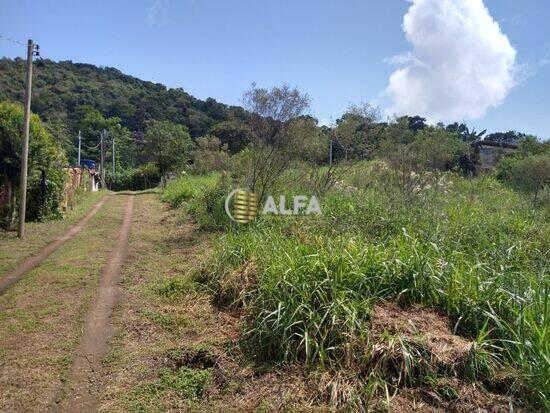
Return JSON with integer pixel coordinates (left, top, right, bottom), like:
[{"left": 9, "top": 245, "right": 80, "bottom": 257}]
[{"left": 0, "top": 0, "right": 549, "bottom": 138}]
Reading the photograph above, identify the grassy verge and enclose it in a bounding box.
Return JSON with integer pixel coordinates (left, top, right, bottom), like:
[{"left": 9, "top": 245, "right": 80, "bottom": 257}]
[
  {"left": 161, "top": 173, "right": 220, "bottom": 208},
  {"left": 196, "top": 170, "right": 549, "bottom": 410},
  {"left": 0, "top": 191, "right": 106, "bottom": 274}
]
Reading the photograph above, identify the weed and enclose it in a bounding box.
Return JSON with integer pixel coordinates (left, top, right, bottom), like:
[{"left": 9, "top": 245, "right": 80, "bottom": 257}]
[
  {"left": 142, "top": 310, "right": 188, "bottom": 332},
  {"left": 156, "top": 276, "right": 198, "bottom": 299},
  {"left": 130, "top": 367, "right": 212, "bottom": 411},
  {"left": 164, "top": 344, "right": 217, "bottom": 370}
]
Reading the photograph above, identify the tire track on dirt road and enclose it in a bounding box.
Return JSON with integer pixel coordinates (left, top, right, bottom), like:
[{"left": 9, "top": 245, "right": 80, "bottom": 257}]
[
  {"left": 0, "top": 195, "right": 111, "bottom": 295},
  {"left": 65, "top": 195, "right": 134, "bottom": 413}
]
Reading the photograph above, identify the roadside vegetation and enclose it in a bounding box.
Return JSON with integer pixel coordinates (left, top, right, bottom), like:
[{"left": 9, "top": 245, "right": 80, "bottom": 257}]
[
  {"left": 157, "top": 85, "right": 549, "bottom": 411},
  {"left": 0, "top": 101, "right": 67, "bottom": 228}
]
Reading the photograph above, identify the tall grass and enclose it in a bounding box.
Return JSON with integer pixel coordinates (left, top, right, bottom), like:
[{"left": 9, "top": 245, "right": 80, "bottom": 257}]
[
  {"left": 196, "top": 167, "right": 548, "bottom": 409},
  {"left": 161, "top": 173, "right": 220, "bottom": 208}
]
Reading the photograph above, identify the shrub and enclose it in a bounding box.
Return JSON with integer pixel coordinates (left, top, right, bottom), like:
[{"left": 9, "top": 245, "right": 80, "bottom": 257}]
[
  {"left": 497, "top": 154, "right": 550, "bottom": 206},
  {"left": 380, "top": 127, "right": 468, "bottom": 174},
  {"left": 186, "top": 172, "right": 231, "bottom": 230},
  {"left": 0, "top": 101, "right": 67, "bottom": 227},
  {"left": 105, "top": 163, "right": 161, "bottom": 191}
]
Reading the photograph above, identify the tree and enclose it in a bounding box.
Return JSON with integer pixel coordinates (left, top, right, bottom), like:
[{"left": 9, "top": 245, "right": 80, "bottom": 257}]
[
  {"left": 189, "top": 135, "right": 229, "bottom": 174},
  {"left": 377, "top": 116, "right": 415, "bottom": 150},
  {"left": 143, "top": 120, "right": 192, "bottom": 178},
  {"left": 518, "top": 136, "right": 550, "bottom": 157},
  {"left": 409, "top": 127, "right": 468, "bottom": 171},
  {"left": 286, "top": 116, "right": 328, "bottom": 162},
  {"left": 0, "top": 58, "right": 249, "bottom": 138},
  {"left": 240, "top": 83, "right": 310, "bottom": 200},
  {"left": 446, "top": 122, "right": 486, "bottom": 142},
  {"left": 380, "top": 125, "right": 466, "bottom": 172},
  {"left": 407, "top": 115, "right": 427, "bottom": 134},
  {"left": 0, "top": 101, "right": 66, "bottom": 227},
  {"left": 333, "top": 103, "right": 381, "bottom": 160},
  {"left": 485, "top": 130, "right": 525, "bottom": 144},
  {"left": 500, "top": 154, "right": 550, "bottom": 206},
  {"left": 209, "top": 119, "right": 252, "bottom": 153}
]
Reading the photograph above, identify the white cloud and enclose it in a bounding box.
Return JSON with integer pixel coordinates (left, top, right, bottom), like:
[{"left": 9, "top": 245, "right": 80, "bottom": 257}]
[{"left": 387, "top": 0, "right": 517, "bottom": 122}]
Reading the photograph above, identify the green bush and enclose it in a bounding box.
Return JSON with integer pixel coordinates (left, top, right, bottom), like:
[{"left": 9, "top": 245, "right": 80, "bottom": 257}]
[
  {"left": 189, "top": 135, "right": 229, "bottom": 175},
  {"left": 162, "top": 171, "right": 232, "bottom": 230},
  {"left": 105, "top": 163, "right": 161, "bottom": 191},
  {"left": 497, "top": 154, "right": 550, "bottom": 206},
  {"left": 185, "top": 173, "right": 231, "bottom": 230},
  {"left": 379, "top": 126, "right": 468, "bottom": 174},
  {"left": 0, "top": 101, "right": 67, "bottom": 227}
]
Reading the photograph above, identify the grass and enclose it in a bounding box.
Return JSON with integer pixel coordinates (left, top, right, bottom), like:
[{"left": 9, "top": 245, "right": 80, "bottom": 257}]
[
  {"left": 97, "top": 194, "right": 221, "bottom": 412},
  {"left": 161, "top": 172, "right": 230, "bottom": 231},
  {"left": 98, "top": 194, "right": 319, "bottom": 412},
  {"left": 161, "top": 173, "right": 220, "bottom": 208},
  {"left": 142, "top": 310, "right": 189, "bottom": 332},
  {"left": 156, "top": 276, "right": 200, "bottom": 299},
  {"left": 129, "top": 367, "right": 212, "bottom": 412},
  {"left": 0, "top": 191, "right": 105, "bottom": 274},
  {"left": 194, "top": 167, "right": 549, "bottom": 410}
]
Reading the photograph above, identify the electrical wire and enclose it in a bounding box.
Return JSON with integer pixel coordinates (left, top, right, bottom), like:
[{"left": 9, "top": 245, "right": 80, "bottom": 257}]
[
  {"left": 81, "top": 141, "right": 101, "bottom": 150},
  {"left": 0, "top": 35, "right": 26, "bottom": 46}
]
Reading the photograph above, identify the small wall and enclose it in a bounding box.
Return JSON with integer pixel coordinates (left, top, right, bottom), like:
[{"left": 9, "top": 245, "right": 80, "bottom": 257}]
[{"left": 61, "top": 167, "right": 92, "bottom": 212}]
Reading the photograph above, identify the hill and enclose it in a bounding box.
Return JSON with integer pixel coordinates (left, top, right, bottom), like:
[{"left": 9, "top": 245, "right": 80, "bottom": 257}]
[{"left": 0, "top": 57, "right": 248, "bottom": 137}]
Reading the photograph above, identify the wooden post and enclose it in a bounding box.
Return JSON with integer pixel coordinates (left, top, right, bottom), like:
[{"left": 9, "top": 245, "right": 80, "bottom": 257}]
[{"left": 17, "top": 39, "right": 35, "bottom": 238}]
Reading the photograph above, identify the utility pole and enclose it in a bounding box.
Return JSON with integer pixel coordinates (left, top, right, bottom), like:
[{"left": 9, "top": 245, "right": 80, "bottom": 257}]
[
  {"left": 112, "top": 137, "right": 115, "bottom": 175},
  {"left": 77, "top": 130, "right": 81, "bottom": 166},
  {"left": 100, "top": 130, "right": 106, "bottom": 188},
  {"left": 18, "top": 39, "right": 39, "bottom": 239}
]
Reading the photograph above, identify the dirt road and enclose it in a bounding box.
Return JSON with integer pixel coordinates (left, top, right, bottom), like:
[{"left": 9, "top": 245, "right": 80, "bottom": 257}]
[
  {"left": 0, "top": 193, "right": 217, "bottom": 412},
  {"left": 66, "top": 195, "right": 134, "bottom": 412},
  {"left": 0, "top": 194, "right": 130, "bottom": 412}
]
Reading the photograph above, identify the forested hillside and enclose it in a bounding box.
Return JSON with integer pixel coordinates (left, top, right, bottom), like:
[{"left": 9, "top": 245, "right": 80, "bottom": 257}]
[{"left": 0, "top": 58, "right": 248, "bottom": 137}]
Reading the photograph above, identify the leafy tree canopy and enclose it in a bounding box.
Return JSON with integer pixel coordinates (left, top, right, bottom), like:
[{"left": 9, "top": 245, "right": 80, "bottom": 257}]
[
  {"left": 143, "top": 120, "right": 192, "bottom": 176},
  {"left": 0, "top": 58, "right": 249, "bottom": 143}
]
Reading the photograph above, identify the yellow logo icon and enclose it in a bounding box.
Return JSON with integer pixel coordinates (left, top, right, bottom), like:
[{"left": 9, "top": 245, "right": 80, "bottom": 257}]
[{"left": 225, "top": 189, "right": 258, "bottom": 223}]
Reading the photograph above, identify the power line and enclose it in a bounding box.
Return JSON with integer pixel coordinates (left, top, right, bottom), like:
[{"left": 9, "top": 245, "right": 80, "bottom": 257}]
[
  {"left": 0, "top": 35, "right": 27, "bottom": 46},
  {"left": 81, "top": 141, "right": 101, "bottom": 151}
]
